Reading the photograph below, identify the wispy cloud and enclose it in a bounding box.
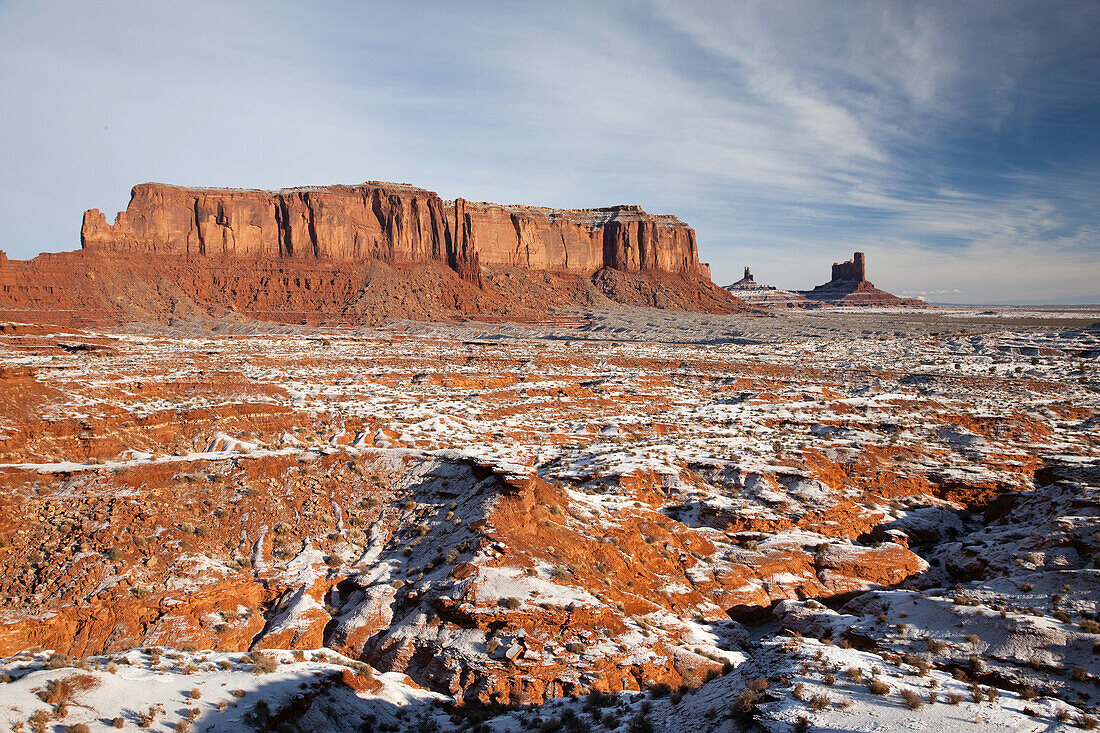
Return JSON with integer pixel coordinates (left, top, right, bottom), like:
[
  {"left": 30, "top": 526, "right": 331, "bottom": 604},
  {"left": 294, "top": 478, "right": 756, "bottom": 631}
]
[{"left": 0, "top": 0, "right": 1096, "bottom": 303}]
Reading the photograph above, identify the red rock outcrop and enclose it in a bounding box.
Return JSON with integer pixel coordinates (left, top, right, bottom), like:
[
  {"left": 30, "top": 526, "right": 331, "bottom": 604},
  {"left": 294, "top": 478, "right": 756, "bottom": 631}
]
[
  {"left": 0, "top": 182, "right": 750, "bottom": 325},
  {"left": 80, "top": 182, "right": 708, "bottom": 279},
  {"left": 800, "top": 251, "right": 927, "bottom": 307}
]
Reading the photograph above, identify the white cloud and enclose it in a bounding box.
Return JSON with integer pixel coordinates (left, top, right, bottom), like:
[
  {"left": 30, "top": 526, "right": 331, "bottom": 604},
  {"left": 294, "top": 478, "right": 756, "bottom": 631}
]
[{"left": 0, "top": 0, "right": 1096, "bottom": 303}]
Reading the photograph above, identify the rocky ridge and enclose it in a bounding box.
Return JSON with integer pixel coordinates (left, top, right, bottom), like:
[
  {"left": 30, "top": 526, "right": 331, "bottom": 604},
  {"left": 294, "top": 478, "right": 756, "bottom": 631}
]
[{"left": 0, "top": 181, "right": 753, "bottom": 326}]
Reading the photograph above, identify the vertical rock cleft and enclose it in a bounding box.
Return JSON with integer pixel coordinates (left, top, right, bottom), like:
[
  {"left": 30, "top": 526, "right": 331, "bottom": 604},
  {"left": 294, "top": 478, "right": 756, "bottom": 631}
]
[{"left": 79, "top": 181, "right": 708, "bottom": 283}]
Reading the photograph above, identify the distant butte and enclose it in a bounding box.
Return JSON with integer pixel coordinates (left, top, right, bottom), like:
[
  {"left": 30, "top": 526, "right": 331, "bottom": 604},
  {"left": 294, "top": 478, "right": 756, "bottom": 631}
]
[
  {"left": 724, "top": 266, "right": 812, "bottom": 308},
  {"left": 798, "top": 252, "right": 927, "bottom": 307},
  {"left": 0, "top": 181, "right": 755, "bottom": 326}
]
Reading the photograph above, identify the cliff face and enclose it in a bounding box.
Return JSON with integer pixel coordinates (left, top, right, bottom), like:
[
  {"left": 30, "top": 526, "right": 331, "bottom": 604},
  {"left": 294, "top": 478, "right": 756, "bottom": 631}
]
[
  {"left": 0, "top": 181, "right": 749, "bottom": 327},
  {"left": 830, "top": 252, "right": 866, "bottom": 283},
  {"left": 800, "top": 252, "right": 926, "bottom": 307},
  {"left": 81, "top": 182, "right": 707, "bottom": 280}
]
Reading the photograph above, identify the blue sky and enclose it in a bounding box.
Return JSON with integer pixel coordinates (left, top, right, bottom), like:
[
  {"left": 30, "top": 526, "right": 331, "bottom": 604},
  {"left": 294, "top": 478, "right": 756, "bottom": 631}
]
[{"left": 1, "top": 1, "right": 1098, "bottom": 304}]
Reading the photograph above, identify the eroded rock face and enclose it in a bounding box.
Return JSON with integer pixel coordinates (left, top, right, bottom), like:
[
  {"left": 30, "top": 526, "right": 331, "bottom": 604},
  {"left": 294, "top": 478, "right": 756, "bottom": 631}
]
[
  {"left": 81, "top": 182, "right": 707, "bottom": 279},
  {"left": 799, "top": 251, "right": 927, "bottom": 307},
  {"left": 0, "top": 182, "right": 746, "bottom": 326}
]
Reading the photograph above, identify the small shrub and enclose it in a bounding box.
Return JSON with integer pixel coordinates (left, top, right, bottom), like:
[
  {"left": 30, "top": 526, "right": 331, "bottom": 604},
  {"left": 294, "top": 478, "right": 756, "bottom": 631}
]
[
  {"left": 648, "top": 682, "right": 671, "bottom": 698},
  {"left": 844, "top": 667, "right": 863, "bottom": 682},
  {"left": 924, "top": 637, "right": 948, "bottom": 654},
  {"left": 112, "top": 718, "right": 124, "bottom": 729},
  {"left": 249, "top": 652, "right": 277, "bottom": 674},
  {"left": 40, "top": 678, "right": 74, "bottom": 705},
  {"left": 187, "top": 688, "right": 201, "bottom": 699},
  {"left": 868, "top": 678, "right": 890, "bottom": 696},
  {"left": 29, "top": 710, "right": 50, "bottom": 733},
  {"left": 66, "top": 725, "right": 91, "bottom": 733},
  {"left": 900, "top": 689, "right": 924, "bottom": 710},
  {"left": 731, "top": 688, "right": 760, "bottom": 713},
  {"left": 502, "top": 597, "right": 523, "bottom": 610},
  {"left": 808, "top": 694, "right": 830, "bottom": 711},
  {"left": 946, "top": 692, "right": 963, "bottom": 705},
  {"left": 137, "top": 706, "right": 157, "bottom": 728},
  {"left": 45, "top": 653, "right": 72, "bottom": 670}
]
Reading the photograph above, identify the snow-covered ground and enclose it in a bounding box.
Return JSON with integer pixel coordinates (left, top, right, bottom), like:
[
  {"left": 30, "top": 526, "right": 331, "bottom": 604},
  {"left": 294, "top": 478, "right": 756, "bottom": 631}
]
[{"left": 0, "top": 305, "right": 1097, "bottom": 731}]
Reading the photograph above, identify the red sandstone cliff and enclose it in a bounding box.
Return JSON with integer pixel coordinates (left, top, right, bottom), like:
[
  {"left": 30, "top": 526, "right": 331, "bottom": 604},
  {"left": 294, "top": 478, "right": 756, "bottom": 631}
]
[
  {"left": 0, "top": 181, "right": 746, "bottom": 326},
  {"left": 80, "top": 182, "right": 710, "bottom": 281}
]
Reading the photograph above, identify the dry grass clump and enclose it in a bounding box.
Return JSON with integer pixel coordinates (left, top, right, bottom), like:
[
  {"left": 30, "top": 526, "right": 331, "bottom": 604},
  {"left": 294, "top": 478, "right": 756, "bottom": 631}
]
[
  {"left": 844, "top": 667, "right": 863, "bottom": 682},
  {"left": 29, "top": 710, "right": 50, "bottom": 733},
  {"left": 808, "top": 694, "right": 831, "bottom": 711},
  {"left": 867, "top": 678, "right": 891, "bottom": 696},
  {"left": 731, "top": 678, "right": 769, "bottom": 714},
  {"left": 248, "top": 651, "right": 278, "bottom": 674},
  {"left": 137, "top": 706, "right": 159, "bottom": 728},
  {"left": 924, "top": 633, "right": 950, "bottom": 651},
  {"left": 900, "top": 689, "right": 924, "bottom": 710},
  {"left": 44, "top": 653, "right": 72, "bottom": 670}
]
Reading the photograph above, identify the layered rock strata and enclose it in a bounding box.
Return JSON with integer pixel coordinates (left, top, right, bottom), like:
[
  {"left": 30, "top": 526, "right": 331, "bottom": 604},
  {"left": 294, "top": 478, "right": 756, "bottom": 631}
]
[
  {"left": 800, "top": 251, "right": 926, "bottom": 307},
  {"left": 0, "top": 181, "right": 747, "bottom": 325},
  {"left": 80, "top": 182, "right": 710, "bottom": 280}
]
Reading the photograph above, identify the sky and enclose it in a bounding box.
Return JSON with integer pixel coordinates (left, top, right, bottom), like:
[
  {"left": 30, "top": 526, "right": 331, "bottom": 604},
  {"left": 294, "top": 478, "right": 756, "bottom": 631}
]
[{"left": 1, "top": 1, "right": 1098, "bottom": 304}]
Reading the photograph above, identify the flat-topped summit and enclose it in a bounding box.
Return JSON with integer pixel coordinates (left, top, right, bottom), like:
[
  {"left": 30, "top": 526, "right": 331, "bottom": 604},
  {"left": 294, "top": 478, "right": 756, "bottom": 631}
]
[
  {"left": 0, "top": 178, "right": 751, "bottom": 326},
  {"left": 81, "top": 181, "right": 707, "bottom": 278}
]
